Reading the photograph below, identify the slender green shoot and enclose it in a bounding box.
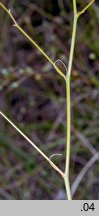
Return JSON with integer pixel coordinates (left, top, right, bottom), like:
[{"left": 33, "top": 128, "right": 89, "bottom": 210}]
[
  {"left": 78, "top": 0, "right": 95, "bottom": 17},
  {"left": 64, "top": 0, "right": 95, "bottom": 200},
  {"left": 0, "top": 3, "right": 66, "bottom": 81},
  {"left": 0, "top": 0, "right": 95, "bottom": 200},
  {"left": 0, "top": 111, "right": 64, "bottom": 178}
]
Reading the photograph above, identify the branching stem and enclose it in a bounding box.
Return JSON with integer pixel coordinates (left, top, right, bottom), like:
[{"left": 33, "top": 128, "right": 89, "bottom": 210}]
[
  {"left": 0, "top": 1, "right": 95, "bottom": 200},
  {"left": 64, "top": 0, "right": 95, "bottom": 200},
  {"left": 78, "top": 0, "right": 95, "bottom": 17},
  {"left": 0, "top": 3, "right": 66, "bottom": 81},
  {"left": 64, "top": 0, "right": 78, "bottom": 200}
]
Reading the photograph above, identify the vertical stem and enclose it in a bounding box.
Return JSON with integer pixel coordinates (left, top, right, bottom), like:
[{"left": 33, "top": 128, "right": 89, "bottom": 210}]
[
  {"left": 0, "top": 1, "right": 95, "bottom": 201},
  {"left": 64, "top": 78, "right": 72, "bottom": 200},
  {"left": 73, "top": 0, "right": 77, "bottom": 15},
  {"left": 67, "top": 14, "right": 78, "bottom": 78},
  {"left": 65, "top": 78, "right": 71, "bottom": 176},
  {"left": 64, "top": 1, "right": 78, "bottom": 200},
  {"left": 64, "top": 0, "right": 95, "bottom": 201}
]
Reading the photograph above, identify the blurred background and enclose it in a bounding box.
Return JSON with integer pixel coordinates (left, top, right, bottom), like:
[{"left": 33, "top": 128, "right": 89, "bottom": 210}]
[{"left": 0, "top": 0, "right": 99, "bottom": 200}]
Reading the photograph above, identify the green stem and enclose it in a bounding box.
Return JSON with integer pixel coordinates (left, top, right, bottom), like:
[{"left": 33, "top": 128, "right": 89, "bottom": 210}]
[
  {"left": 0, "top": 0, "right": 94, "bottom": 201},
  {"left": 64, "top": 78, "right": 72, "bottom": 200},
  {"left": 64, "top": 2, "right": 78, "bottom": 200},
  {"left": 65, "top": 78, "right": 71, "bottom": 176},
  {"left": 64, "top": 175, "right": 72, "bottom": 200},
  {"left": 67, "top": 15, "right": 78, "bottom": 77}
]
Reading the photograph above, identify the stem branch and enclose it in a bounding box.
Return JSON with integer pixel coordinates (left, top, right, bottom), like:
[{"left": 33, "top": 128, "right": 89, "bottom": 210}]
[
  {"left": 0, "top": 2, "right": 66, "bottom": 80},
  {"left": 0, "top": 0, "right": 95, "bottom": 200},
  {"left": 0, "top": 111, "right": 64, "bottom": 178},
  {"left": 78, "top": 0, "right": 95, "bottom": 17}
]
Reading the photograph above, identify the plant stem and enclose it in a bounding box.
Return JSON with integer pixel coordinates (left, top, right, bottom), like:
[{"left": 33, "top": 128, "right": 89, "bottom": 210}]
[
  {"left": 67, "top": 16, "right": 78, "bottom": 78},
  {"left": 64, "top": 0, "right": 95, "bottom": 199},
  {"left": 64, "top": 1, "right": 78, "bottom": 200},
  {"left": 0, "top": 0, "right": 95, "bottom": 200},
  {"left": 78, "top": 0, "right": 95, "bottom": 17},
  {"left": 0, "top": 111, "right": 64, "bottom": 178},
  {"left": 0, "top": 3, "right": 66, "bottom": 81},
  {"left": 64, "top": 78, "right": 72, "bottom": 200},
  {"left": 65, "top": 78, "right": 71, "bottom": 176}
]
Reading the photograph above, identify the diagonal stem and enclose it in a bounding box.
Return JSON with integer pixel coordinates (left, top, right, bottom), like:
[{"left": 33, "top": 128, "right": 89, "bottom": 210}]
[
  {"left": 0, "top": 2, "right": 66, "bottom": 80},
  {"left": 0, "top": 111, "right": 64, "bottom": 178},
  {"left": 78, "top": 0, "right": 95, "bottom": 17}
]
